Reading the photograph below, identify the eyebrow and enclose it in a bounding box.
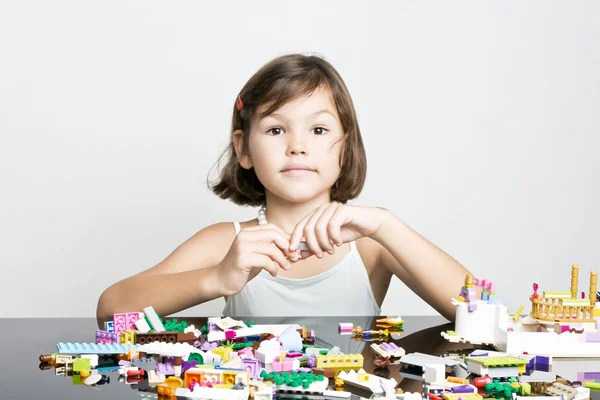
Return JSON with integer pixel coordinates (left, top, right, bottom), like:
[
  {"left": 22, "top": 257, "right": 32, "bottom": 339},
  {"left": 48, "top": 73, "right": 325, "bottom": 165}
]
[{"left": 261, "top": 109, "right": 337, "bottom": 122}]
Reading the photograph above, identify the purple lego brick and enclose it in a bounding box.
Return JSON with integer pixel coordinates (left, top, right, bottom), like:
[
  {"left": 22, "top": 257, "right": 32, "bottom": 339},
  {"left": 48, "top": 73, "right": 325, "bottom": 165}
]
[
  {"left": 452, "top": 385, "right": 475, "bottom": 393},
  {"left": 298, "top": 367, "right": 312, "bottom": 373},
  {"left": 468, "top": 303, "right": 478, "bottom": 312},
  {"left": 381, "top": 342, "right": 401, "bottom": 352},
  {"left": 96, "top": 330, "right": 119, "bottom": 344},
  {"left": 586, "top": 332, "right": 600, "bottom": 342},
  {"left": 182, "top": 360, "right": 198, "bottom": 374},
  {"left": 579, "top": 372, "right": 600, "bottom": 380},
  {"left": 201, "top": 341, "right": 218, "bottom": 351},
  {"left": 535, "top": 355, "right": 550, "bottom": 365},
  {"left": 535, "top": 363, "right": 550, "bottom": 372},
  {"left": 242, "top": 358, "right": 261, "bottom": 379},
  {"left": 157, "top": 362, "right": 174, "bottom": 375},
  {"left": 469, "top": 350, "right": 488, "bottom": 357}
]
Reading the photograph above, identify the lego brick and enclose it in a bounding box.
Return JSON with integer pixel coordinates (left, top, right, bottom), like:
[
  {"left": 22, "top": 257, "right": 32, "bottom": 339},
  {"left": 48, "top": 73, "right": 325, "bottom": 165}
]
[
  {"left": 73, "top": 358, "right": 91, "bottom": 372},
  {"left": 104, "top": 321, "right": 114, "bottom": 332},
  {"left": 56, "top": 342, "right": 140, "bottom": 355},
  {"left": 316, "top": 353, "right": 363, "bottom": 369},
  {"left": 135, "top": 331, "right": 179, "bottom": 345},
  {"left": 80, "top": 354, "right": 99, "bottom": 368},
  {"left": 586, "top": 331, "right": 600, "bottom": 342},
  {"left": 96, "top": 330, "right": 118, "bottom": 344},
  {"left": 135, "top": 318, "right": 151, "bottom": 333},
  {"left": 113, "top": 312, "right": 143, "bottom": 334},
  {"left": 143, "top": 306, "right": 166, "bottom": 332},
  {"left": 423, "top": 363, "right": 445, "bottom": 383},
  {"left": 131, "top": 357, "right": 157, "bottom": 370},
  {"left": 241, "top": 358, "right": 261, "bottom": 378},
  {"left": 136, "top": 341, "right": 198, "bottom": 357},
  {"left": 464, "top": 355, "right": 530, "bottom": 367}
]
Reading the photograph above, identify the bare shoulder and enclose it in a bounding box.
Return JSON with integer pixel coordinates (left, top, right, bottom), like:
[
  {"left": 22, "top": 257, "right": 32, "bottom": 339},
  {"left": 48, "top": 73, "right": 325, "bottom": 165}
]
[{"left": 135, "top": 221, "right": 240, "bottom": 277}]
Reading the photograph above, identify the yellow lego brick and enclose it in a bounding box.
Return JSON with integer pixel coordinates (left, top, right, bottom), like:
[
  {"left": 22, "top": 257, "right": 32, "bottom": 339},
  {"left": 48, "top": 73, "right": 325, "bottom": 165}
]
[
  {"left": 520, "top": 382, "right": 531, "bottom": 396},
  {"left": 316, "top": 354, "right": 364, "bottom": 369},
  {"left": 442, "top": 394, "right": 483, "bottom": 400},
  {"left": 212, "top": 346, "right": 232, "bottom": 361}
]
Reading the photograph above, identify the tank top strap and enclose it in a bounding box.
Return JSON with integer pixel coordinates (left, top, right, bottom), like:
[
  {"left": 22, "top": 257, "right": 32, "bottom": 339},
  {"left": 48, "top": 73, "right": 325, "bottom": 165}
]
[{"left": 232, "top": 221, "right": 241, "bottom": 235}]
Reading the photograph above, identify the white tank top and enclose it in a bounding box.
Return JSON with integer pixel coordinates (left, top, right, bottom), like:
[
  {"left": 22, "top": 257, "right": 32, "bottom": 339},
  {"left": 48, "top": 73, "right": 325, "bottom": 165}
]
[{"left": 222, "top": 222, "right": 382, "bottom": 318}]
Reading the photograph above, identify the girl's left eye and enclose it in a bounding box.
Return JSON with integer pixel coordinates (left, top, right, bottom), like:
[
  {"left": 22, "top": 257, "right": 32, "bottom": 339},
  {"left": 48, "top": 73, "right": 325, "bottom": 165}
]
[{"left": 312, "top": 127, "right": 329, "bottom": 135}]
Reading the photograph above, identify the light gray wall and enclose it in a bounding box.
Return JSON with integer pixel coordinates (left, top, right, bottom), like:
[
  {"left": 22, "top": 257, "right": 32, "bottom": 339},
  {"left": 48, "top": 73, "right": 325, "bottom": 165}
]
[{"left": 1, "top": 1, "right": 598, "bottom": 318}]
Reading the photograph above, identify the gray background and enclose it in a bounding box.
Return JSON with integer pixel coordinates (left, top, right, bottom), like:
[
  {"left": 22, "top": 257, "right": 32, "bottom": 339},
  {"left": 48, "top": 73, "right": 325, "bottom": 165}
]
[{"left": 1, "top": 1, "right": 598, "bottom": 317}]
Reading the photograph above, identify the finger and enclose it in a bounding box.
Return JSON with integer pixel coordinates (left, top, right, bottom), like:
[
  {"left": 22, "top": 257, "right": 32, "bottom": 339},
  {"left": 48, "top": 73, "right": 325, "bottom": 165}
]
[
  {"left": 303, "top": 206, "right": 329, "bottom": 258},
  {"left": 248, "top": 253, "right": 281, "bottom": 277},
  {"left": 251, "top": 242, "right": 290, "bottom": 271},
  {"left": 289, "top": 211, "right": 314, "bottom": 251},
  {"left": 315, "top": 203, "right": 340, "bottom": 254},
  {"left": 242, "top": 228, "right": 296, "bottom": 259},
  {"left": 327, "top": 202, "right": 344, "bottom": 247}
]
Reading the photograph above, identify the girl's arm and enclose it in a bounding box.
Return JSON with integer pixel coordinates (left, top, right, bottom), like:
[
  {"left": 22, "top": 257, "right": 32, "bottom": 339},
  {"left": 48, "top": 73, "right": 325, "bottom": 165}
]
[
  {"left": 96, "top": 222, "right": 235, "bottom": 322},
  {"left": 373, "top": 209, "right": 473, "bottom": 321}
]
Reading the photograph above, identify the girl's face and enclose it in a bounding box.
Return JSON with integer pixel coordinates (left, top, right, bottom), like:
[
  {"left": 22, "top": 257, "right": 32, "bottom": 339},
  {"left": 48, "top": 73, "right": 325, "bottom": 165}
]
[{"left": 241, "top": 86, "right": 344, "bottom": 203}]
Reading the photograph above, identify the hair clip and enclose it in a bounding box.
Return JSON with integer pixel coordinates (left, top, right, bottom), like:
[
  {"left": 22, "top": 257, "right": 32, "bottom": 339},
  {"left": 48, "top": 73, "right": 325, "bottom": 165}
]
[{"left": 236, "top": 95, "right": 244, "bottom": 111}]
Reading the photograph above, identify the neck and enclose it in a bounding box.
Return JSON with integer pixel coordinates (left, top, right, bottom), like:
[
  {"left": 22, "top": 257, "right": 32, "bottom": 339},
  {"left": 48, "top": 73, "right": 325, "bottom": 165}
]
[{"left": 261, "top": 191, "right": 332, "bottom": 235}]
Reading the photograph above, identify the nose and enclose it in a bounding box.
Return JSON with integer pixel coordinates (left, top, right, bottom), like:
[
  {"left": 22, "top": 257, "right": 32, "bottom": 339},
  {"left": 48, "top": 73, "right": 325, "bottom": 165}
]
[{"left": 286, "top": 132, "right": 308, "bottom": 156}]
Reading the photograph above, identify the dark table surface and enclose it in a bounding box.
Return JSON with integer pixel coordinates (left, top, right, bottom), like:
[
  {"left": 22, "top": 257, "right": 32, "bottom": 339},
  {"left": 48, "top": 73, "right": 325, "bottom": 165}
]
[{"left": 1, "top": 316, "right": 598, "bottom": 399}]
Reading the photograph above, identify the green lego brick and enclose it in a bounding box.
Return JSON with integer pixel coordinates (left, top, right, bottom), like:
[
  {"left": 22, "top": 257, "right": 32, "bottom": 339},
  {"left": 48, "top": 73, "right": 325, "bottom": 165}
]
[{"left": 464, "top": 356, "right": 529, "bottom": 367}]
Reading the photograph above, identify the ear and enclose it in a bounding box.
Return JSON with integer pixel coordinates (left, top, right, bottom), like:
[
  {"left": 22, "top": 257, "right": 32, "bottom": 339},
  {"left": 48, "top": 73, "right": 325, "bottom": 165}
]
[{"left": 232, "top": 129, "right": 253, "bottom": 169}]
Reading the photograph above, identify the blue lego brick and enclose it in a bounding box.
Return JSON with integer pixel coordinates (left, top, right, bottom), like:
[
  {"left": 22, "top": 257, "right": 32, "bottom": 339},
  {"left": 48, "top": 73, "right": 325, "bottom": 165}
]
[
  {"left": 487, "top": 294, "right": 502, "bottom": 305},
  {"left": 57, "top": 342, "right": 140, "bottom": 355}
]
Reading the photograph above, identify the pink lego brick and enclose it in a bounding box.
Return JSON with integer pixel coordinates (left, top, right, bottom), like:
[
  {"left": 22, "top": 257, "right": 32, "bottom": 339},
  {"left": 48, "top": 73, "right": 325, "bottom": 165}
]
[
  {"left": 113, "top": 312, "right": 143, "bottom": 334},
  {"left": 272, "top": 358, "right": 295, "bottom": 372},
  {"left": 560, "top": 325, "right": 570, "bottom": 333},
  {"left": 585, "top": 331, "right": 600, "bottom": 342},
  {"left": 225, "top": 330, "right": 236, "bottom": 340}
]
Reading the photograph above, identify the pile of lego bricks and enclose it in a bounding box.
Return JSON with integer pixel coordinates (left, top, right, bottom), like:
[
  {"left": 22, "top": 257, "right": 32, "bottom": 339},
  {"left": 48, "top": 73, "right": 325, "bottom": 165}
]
[{"left": 38, "top": 307, "right": 404, "bottom": 399}]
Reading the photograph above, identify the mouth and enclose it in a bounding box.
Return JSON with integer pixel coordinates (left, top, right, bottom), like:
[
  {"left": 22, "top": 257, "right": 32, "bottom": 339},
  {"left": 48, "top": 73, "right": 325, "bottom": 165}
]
[
  {"left": 281, "top": 168, "right": 317, "bottom": 176},
  {"left": 281, "top": 168, "right": 315, "bottom": 172}
]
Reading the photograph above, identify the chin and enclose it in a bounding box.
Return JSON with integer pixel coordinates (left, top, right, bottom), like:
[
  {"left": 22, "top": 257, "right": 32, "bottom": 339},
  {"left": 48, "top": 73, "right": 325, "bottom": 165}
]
[{"left": 270, "top": 186, "right": 325, "bottom": 203}]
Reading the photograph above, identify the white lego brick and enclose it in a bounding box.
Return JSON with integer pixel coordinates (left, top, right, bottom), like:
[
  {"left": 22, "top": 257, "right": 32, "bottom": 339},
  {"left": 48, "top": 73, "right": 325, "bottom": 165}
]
[
  {"left": 323, "top": 390, "right": 352, "bottom": 398},
  {"left": 136, "top": 341, "right": 197, "bottom": 357},
  {"left": 80, "top": 354, "right": 99, "bottom": 368},
  {"left": 423, "top": 363, "right": 445, "bottom": 383},
  {"left": 147, "top": 370, "right": 166, "bottom": 384},
  {"left": 254, "top": 386, "right": 274, "bottom": 400},
  {"left": 143, "top": 306, "right": 165, "bottom": 332},
  {"left": 175, "top": 386, "right": 249, "bottom": 399},
  {"left": 134, "top": 317, "right": 151, "bottom": 333},
  {"left": 400, "top": 352, "right": 460, "bottom": 368},
  {"left": 305, "top": 347, "right": 329, "bottom": 357},
  {"left": 398, "top": 393, "right": 424, "bottom": 400},
  {"left": 337, "top": 368, "right": 397, "bottom": 395}
]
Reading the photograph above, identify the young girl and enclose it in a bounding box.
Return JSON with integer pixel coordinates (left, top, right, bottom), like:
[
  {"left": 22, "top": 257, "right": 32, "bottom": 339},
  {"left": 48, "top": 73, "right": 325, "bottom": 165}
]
[{"left": 96, "top": 53, "right": 472, "bottom": 322}]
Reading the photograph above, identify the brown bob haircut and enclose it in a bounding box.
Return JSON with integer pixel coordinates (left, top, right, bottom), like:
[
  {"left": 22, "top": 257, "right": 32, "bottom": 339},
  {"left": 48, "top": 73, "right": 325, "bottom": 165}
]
[{"left": 208, "top": 53, "right": 367, "bottom": 207}]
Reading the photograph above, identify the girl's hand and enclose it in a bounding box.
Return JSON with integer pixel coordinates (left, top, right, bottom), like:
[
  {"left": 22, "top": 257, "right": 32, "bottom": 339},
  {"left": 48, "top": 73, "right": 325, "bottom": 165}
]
[
  {"left": 288, "top": 202, "right": 387, "bottom": 258},
  {"left": 217, "top": 223, "right": 298, "bottom": 296}
]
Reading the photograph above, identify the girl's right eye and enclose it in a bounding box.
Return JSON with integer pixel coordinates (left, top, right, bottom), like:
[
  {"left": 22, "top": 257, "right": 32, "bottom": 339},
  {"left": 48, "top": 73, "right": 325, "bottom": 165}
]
[{"left": 266, "top": 127, "right": 284, "bottom": 135}]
